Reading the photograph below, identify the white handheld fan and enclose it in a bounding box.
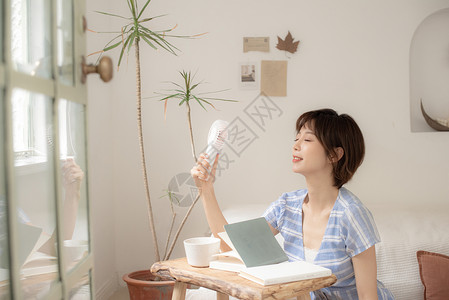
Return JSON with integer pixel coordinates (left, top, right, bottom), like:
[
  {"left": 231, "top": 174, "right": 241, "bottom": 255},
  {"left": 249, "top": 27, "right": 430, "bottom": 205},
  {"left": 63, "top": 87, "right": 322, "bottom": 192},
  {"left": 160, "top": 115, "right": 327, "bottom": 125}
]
[{"left": 205, "top": 119, "right": 229, "bottom": 166}]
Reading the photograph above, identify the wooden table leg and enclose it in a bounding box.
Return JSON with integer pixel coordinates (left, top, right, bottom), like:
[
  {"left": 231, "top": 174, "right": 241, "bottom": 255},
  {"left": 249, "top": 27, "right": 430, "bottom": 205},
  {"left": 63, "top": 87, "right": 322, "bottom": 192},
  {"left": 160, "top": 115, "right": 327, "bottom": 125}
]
[
  {"left": 172, "top": 282, "right": 187, "bottom": 300},
  {"left": 297, "top": 293, "right": 311, "bottom": 300},
  {"left": 216, "top": 291, "right": 229, "bottom": 300}
]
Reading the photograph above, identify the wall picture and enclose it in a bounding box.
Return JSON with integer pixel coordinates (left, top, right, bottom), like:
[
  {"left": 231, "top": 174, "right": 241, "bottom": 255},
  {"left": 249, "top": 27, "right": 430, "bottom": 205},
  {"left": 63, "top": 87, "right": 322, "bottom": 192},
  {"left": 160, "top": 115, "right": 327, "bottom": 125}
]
[
  {"left": 261, "top": 60, "right": 287, "bottom": 97},
  {"left": 239, "top": 62, "right": 259, "bottom": 90}
]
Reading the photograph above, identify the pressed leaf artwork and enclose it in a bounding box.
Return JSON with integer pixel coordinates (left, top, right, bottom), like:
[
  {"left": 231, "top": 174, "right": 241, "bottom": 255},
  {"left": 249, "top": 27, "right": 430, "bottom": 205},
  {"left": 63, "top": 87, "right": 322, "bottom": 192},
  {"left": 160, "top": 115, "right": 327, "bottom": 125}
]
[{"left": 276, "top": 31, "right": 299, "bottom": 54}]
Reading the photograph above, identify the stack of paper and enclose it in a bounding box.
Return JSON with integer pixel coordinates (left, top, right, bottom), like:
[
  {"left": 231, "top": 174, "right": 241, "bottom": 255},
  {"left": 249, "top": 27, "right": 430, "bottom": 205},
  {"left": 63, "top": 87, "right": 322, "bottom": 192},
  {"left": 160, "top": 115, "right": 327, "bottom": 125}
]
[{"left": 210, "top": 217, "right": 332, "bottom": 285}]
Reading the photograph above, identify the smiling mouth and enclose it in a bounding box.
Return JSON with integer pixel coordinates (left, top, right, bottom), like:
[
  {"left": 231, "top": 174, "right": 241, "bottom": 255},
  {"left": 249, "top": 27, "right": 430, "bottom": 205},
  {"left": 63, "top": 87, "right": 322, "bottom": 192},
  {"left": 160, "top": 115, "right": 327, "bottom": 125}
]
[{"left": 293, "top": 156, "right": 302, "bottom": 162}]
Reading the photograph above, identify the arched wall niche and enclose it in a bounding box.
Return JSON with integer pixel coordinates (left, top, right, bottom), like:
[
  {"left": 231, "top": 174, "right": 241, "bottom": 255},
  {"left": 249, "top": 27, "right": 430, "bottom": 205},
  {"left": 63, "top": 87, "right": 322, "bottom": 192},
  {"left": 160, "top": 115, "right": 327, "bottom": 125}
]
[{"left": 410, "top": 8, "right": 449, "bottom": 132}]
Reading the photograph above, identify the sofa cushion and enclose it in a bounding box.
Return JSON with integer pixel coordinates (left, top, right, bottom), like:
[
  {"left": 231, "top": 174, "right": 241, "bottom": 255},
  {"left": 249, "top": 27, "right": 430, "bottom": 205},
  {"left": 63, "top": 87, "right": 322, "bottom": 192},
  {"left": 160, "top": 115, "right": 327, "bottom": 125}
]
[
  {"left": 370, "top": 205, "right": 449, "bottom": 300},
  {"left": 417, "top": 250, "right": 449, "bottom": 300}
]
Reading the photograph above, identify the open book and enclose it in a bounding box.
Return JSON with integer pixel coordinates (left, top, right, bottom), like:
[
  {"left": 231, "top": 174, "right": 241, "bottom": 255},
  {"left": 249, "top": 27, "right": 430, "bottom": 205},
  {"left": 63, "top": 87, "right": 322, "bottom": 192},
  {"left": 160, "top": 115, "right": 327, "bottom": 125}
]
[
  {"left": 20, "top": 224, "right": 58, "bottom": 277},
  {"left": 210, "top": 217, "right": 332, "bottom": 285},
  {"left": 210, "top": 217, "right": 288, "bottom": 272},
  {"left": 22, "top": 251, "right": 58, "bottom": 277},
  {"left": 209, "top": 232, "right": 247, "bottom": 272}
]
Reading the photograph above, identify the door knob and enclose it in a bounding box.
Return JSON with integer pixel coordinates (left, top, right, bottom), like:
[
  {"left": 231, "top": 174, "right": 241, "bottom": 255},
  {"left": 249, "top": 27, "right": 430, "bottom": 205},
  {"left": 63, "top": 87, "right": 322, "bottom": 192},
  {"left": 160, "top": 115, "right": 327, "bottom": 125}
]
[{"left": 81, "top": 56, "right": 113, "bottom": 83}]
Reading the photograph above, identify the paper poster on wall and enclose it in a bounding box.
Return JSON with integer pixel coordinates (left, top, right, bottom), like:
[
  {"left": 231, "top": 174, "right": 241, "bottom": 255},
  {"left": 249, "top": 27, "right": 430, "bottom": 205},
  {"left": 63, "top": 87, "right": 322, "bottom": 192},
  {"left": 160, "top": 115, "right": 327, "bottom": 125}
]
[
  {"left": 239, "top": 62, "right": 259, "bottom": 90},
  {"left": 243, "top": 37, "right": 270, "bottom": 52},
  {"left": 261, "top": 60, "right": 287, "bottom": 97}
]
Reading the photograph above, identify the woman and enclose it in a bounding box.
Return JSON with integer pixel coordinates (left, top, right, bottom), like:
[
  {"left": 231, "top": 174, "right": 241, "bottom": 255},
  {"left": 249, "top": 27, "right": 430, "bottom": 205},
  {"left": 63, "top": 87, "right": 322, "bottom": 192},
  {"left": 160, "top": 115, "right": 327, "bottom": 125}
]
[{"left": 191, "top": 109, "right": 394, "bottom": 299}]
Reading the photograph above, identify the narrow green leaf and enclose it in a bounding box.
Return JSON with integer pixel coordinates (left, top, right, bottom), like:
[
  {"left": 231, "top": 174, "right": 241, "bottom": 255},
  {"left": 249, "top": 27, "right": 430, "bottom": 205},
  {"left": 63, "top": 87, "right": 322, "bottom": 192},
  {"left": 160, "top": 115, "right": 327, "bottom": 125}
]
[
  {"left": 139, "top": 30, "right": 169, "bottom": 52},
  {"left": 137, "top": 0, "right": 152, "bottom": 19},
  {"left": 140, "top": 26, "right": 180, "bottom": 53},
  {"left": 153, "top": 25, "right": 189, "bottom": 35},
  {"left": 94, "top": 10, "right": 131, "bottom": 20},
  {"left": 159, "top": 88, "right": 185, "bottom": 94},
  {"left": 183, "top": 72, "right": 189, "bottom": 91},
  {"left": 91, "top": 30, "right": 124, "bottom": 34},
  {"left": 197, "top": 89, "right": 231, "bottom": 95},
  {"left": 126, "top": 0, "right": 133, "bottom": 15},
  {"left": 187, "top": 72, "right": 191, "bottom": 90},
  {"left": 128, "top": 31, "right": 137, "bottom": 52},
  {"left": 159, "top": 93, "right": 182, "bottom": 101},
  {"left": 97, "top": 34, "right": 122, "bottom": 53},
  {"left": 94, "top": 52, "right": 104, "bottom": 65},
  {"left": 178, "top": 97, "right": 188, "bottom": 106},
  {"left": 138, "top": 14, "right": 168, "bottom": 23},
  {"left": 192, "top": 95, "right": 208, "bottom": 111},
  {"left": 190, "top": 82, "right": 202, "bottom": 91},
  {"left": 139, "top": 29, "right": 177, "bottom": 55},
  {"left": 139, "top": 27, "right": 172, "bottom": 45},
  {"left": 118, "top": 34, "right": 133, "bottom": 67},
  {"left": 150, "top": 92, "right": 179, "bottom": 99},
  {"left": 158, "top": 33, "right": 195, "bottom": 39},
  {"left": 197, "top": 97, "right": 216, "bottom": 107},
  {"left": 158, "top": 36, "right": 180, "bottom": 52},
  {"left": 127, "top": 0, "right": 137, "bottom": 18},
  {"left": 199, "top": 97, "right": 219, "bottom": 111},
  {"left": 167, "top": 81, "right": 184, "bottom": 91},
  {"left": 103, "top": 40, "right": 122, "bottom": 52},
  {"left": 117, "top": 46, "right": 126, "bottom": 67},
  {"left": 140, "top": 34, "right": 157, "bottom": 50},
  {"left": 202, "top": 97, "right": 238, "bottom": 102},
  {"left": 122, "top": 24, "right": 131, "bottom": 34}
]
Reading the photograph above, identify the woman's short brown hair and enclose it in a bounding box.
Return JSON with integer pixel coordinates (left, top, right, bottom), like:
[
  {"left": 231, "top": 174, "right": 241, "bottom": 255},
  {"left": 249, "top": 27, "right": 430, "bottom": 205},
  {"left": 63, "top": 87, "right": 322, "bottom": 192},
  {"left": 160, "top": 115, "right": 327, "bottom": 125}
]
[{"left": 296, "top": 109, "right": 365, "bottom": 188}]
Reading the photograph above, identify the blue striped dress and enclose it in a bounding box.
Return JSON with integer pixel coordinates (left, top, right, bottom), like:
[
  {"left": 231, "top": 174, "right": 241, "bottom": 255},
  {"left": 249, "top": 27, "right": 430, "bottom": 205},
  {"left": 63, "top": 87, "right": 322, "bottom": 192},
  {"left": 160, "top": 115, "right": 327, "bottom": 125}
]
[{"left": 263, "top": 187, "right": 394, "bottom": 300}]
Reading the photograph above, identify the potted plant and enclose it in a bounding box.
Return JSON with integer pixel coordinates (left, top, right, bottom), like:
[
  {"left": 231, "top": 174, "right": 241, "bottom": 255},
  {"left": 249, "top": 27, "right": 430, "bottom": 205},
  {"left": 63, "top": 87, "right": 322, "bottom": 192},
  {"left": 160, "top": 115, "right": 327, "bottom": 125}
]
[{"left": 91, "top": 1, "right": 234, "bottom": 299}]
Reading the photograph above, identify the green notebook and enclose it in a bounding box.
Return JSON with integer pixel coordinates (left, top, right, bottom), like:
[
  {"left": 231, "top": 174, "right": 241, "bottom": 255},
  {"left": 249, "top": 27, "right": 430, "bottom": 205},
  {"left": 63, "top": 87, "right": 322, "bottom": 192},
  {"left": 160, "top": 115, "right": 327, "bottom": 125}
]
[{"left": 223, "top": 217, "right": 288, "bottom": 268}]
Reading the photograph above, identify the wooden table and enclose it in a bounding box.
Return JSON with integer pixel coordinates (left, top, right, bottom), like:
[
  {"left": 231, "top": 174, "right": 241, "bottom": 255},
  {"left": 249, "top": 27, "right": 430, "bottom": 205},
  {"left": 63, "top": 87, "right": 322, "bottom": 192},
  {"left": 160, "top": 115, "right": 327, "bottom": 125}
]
[{"left": 151, "top": 258, "right": 337, "bottom": 300}]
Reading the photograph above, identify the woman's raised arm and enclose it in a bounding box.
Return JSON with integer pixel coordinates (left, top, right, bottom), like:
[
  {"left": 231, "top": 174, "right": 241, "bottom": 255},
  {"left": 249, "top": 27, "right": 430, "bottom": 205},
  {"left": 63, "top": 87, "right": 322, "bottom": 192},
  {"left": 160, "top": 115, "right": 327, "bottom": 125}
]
[{"left": 191, "top": 153, "right": 231, "bottom": 252}]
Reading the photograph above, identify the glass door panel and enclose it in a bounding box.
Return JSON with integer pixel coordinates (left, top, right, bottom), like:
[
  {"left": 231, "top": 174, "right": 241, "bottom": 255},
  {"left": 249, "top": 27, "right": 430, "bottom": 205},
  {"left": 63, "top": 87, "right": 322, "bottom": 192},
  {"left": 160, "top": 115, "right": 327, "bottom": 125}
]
[
  {"left": 11, "top": 0, "right": 52, "bottom": 78},
  {"left": 4, "top": 0, "right": 93, "bottom": 296},
  {"left": 59, "top": 99, "right": 89, "bottom": 272},
  {"left": 0, "top": 91, "right": 10, "bottom": 300},
  {"left": 57, "top": 0, "right": 74, "bottom": 86},
  {"left": 11, "top": 89, "right": 59, "bottom": 298}
]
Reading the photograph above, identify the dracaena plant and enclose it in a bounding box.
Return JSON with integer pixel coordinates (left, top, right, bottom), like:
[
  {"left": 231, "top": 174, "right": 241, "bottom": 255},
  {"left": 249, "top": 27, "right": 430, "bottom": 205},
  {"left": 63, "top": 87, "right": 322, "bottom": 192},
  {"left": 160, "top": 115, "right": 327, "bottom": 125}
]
[
  {"left": 156, "top": 70, "right": 236, "bottom": 159},
  {"left": 91, "top": 0, "right": 204, "bottom": 262},
  {"left": 154, "top": 70, "right": 236, "bottom": 260}
]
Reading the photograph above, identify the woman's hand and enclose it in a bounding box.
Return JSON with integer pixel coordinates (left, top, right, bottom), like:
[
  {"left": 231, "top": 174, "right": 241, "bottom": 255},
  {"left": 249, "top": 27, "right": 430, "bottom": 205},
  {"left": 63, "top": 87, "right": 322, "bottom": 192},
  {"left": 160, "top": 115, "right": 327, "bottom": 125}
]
[
  {"left": 190, "top": 153, "right": 219, "bottom": 194},
  {"left": 62, "top": 158, "right": 84, "bottom": 193}
]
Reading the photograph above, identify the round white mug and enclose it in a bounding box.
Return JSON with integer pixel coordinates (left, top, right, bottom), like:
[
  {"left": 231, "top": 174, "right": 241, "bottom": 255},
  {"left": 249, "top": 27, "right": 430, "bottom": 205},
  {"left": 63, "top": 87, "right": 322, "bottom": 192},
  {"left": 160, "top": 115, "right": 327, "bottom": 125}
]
[
  {"left": 183, "top": 237, "right": 220, "bottom": 267},
  {"left": 63, "top": 240, "right": 88, "bottom": 263}
]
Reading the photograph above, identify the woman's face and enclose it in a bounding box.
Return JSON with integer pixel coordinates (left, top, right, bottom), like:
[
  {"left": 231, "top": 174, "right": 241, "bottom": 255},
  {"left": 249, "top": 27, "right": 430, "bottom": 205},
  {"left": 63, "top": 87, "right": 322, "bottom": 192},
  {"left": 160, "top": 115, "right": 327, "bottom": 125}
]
[{"left": 292, "top": 124, "right": 332, "bottom": 177}]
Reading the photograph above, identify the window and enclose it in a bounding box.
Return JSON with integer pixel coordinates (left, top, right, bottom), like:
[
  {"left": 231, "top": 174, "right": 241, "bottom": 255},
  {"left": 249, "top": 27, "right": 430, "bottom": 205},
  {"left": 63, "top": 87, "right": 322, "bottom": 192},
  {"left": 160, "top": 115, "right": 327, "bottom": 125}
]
[
  {"left": 12, "top": 90, "right": 70, "bottom": 167},
  {"left": 11, "top": 0, "right": 52, "bottom": 78}
]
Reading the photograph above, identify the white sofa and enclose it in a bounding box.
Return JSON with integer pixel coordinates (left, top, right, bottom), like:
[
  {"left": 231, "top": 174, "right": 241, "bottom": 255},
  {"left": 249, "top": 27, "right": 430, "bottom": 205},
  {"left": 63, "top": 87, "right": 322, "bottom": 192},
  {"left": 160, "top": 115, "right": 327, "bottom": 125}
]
[{"left": 186, "top": 203, "right": 449, "bottom": 300}]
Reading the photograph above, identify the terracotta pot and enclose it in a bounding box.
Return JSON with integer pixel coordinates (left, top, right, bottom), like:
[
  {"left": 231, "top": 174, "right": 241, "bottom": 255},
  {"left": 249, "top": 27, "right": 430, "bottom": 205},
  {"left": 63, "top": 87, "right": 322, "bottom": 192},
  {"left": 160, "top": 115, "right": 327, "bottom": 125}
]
[{"left": 123, "top": 270, "right": 175, "bottom": 300}]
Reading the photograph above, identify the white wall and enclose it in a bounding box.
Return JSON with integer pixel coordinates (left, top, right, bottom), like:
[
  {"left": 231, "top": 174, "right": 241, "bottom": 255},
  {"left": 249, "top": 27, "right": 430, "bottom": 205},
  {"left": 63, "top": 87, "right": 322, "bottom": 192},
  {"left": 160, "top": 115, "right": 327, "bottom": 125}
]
[
  {"left": 85, "top": 4, "right": 116, "bottom": 298},
  {"left": 86, "top": 0, "right": 449, "bottom": 298}
]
